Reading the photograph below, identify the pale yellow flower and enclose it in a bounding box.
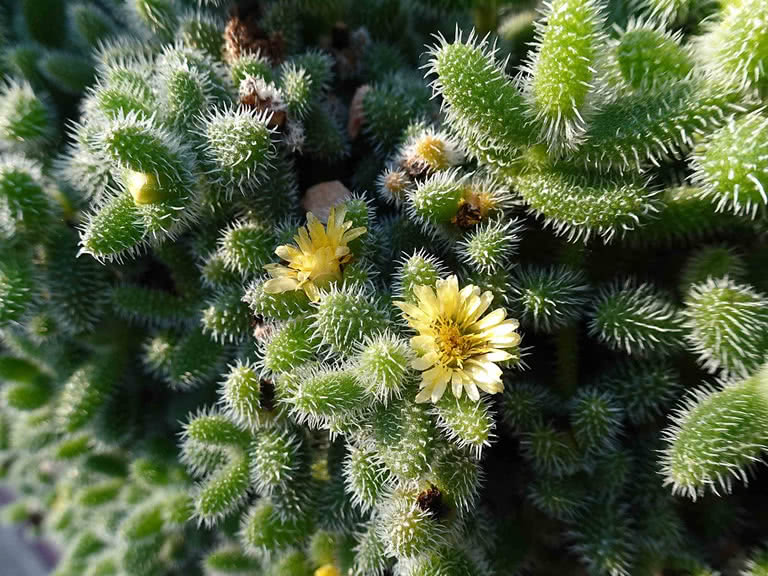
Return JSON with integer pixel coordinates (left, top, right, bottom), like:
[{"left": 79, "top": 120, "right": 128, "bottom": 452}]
[
  {"left": 263, "top": 206, "right": 366, "bottom": 302},
  {"left": 394, "top": 275, "right": 521, "bottom": 404}
]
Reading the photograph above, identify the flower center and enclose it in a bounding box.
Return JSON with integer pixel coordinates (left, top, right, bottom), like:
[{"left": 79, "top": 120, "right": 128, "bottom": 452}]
[
  {"left": 435, "top": 320, "right": 471, "bottom": 368},
  {"left": 296, "top": 247, "right": 341, "bottom": 288}
]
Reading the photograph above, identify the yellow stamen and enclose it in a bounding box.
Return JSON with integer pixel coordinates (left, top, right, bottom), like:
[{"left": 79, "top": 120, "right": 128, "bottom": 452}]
[{"left": 435, "top": 320, "right": 471, "bottom": 368}]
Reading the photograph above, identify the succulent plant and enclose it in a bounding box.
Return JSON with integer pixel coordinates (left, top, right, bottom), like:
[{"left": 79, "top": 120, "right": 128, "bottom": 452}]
[{"left": 1, "top": 0, "right": 768, "bottom": 575}]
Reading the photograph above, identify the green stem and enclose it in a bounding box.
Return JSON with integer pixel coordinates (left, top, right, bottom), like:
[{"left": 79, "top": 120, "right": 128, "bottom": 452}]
[
  {"left": 554, "top": 324, "right": 578, "bottom": 398},
  {"left": 553, "top": 242, "right": 582, "bottom": 398},
  {"left": 474, "top": 0, "right": 498, "bottom": 36}
]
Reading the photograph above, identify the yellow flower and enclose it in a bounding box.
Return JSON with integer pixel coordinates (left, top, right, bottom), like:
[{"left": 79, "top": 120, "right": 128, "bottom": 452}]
[
  {"left": 263, "top": 206, "right": 366, "bottom": 302},
  {"left": 394, "top": 275, "right": 521, "bottom": 404},
  {"left": 314, "top": 565, "right": 341, "bottom": 576}
]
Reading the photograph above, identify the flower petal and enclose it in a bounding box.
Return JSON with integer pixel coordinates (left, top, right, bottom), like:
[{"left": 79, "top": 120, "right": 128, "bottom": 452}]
[
  {"left": 413, "top": 284, "right": 440, "bottom": 317},
  {"left": 306, "top": 212, "right": 328, "bottom": 246},
  {"left": 431, "top": 376, "right": 448, "bottom": 403},
  {"left": 344, "top": 226, "right": 367, "bottom": 243},
  {"left": 303, "top": 282, "right": 321, "bottom": 302},
  {"left": 461, "top": 290, "right": 494, "bottom": 326},
  {"left": 470, "top": 307, "right": 507, "bottom": 332},
  {"left": 295, "top": 226, "right": 312, "bottom": 252},
  {"left": 474, "top": 350, "right": 513, "bottom": 362},
  {"left": 411, "top": 352, "right": 438, "bottom": 371},
  {"left": 451, "top": 371, "right": 464, "bottom": 398},
  {"left": 464, "top": 380, "right": 480, "bottom": 401},
  {"left": 459, "top": 284, "right": 478, "bottom": 303},
  {"left": 487, "top": 331, "right": 522, "bottom": 347},
  {"left": 465, "top": 360, "right": 503, "bottom": 383},
  {"left": 482, "top": 318, "right": 520, "bottom": 337},
  {"left": 415, "top": 387, "right": 433, "bottom": 403},
  {"left": 394, "top": 301, "right": 431, "bottom": 325},
  {"left": 423, "top": 365, "right": 450, "bottom": 387},
  {"left": 275, "top": 245, "right": 300, "bottom": 261},
  {"left": 436, "top": 275, "right": 459, "bottom": 318},
  {"left": 464, "top": 361, "right": 504, "bottom": 395},
  {"left": 410, "top": 334, "right": 435, "bottom": 352},
  {"left": 264, "top": 262, "right": 292, "bottom": 277},
  {"left": 263, "top": 277, "right": 299, "bottom": 293}
]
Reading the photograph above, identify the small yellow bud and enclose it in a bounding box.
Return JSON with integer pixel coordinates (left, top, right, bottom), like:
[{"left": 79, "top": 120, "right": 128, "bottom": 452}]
[
  {"left": 314, "top": 564, "right": 341, "bottom": 576},
  {"left": 126, "top": 170, "right": 164, "bottom": 205}
]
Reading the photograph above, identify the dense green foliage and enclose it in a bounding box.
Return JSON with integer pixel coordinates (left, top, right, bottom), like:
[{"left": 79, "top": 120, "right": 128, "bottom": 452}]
[{"left": 1, "top": 0, "right": 768, "bottom": 575}]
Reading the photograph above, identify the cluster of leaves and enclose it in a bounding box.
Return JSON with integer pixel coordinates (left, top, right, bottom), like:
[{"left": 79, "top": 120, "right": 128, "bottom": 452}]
[{"left": 1, "top": 0, "right": 768, "bottom": 575}]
